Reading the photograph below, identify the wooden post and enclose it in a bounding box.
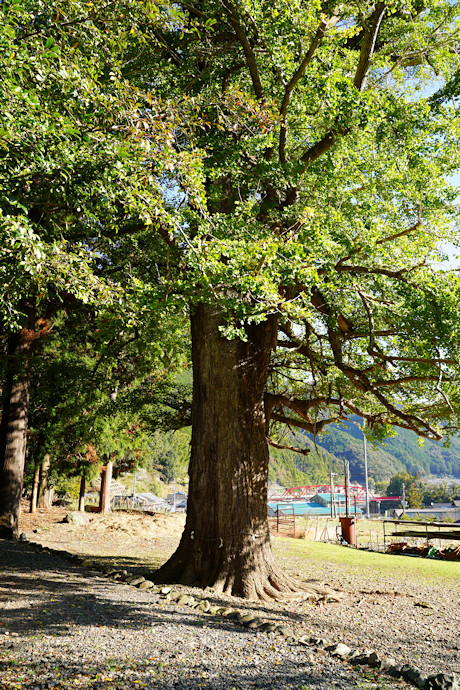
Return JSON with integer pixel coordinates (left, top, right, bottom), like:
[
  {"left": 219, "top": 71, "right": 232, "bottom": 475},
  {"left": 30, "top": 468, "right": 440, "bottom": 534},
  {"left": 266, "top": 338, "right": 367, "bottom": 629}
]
[
  {"left": 30, "top": 466, "right": 40, "bottom": 513},
  {"left": 99, "top": 461, "right": 113, "bottom": 514},
  {"left": 292, "top": 504, "right": 296, "bottom": 538},
  {"left": 276, "top": 506, "right": 279, "bottom": 534}
]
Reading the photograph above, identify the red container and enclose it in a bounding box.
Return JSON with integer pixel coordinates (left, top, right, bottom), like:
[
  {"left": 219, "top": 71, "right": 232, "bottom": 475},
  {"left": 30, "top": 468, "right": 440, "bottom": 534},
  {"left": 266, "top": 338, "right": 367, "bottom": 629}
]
[{"left": 340, "top": 516, "right": 356, "bottom": 545}]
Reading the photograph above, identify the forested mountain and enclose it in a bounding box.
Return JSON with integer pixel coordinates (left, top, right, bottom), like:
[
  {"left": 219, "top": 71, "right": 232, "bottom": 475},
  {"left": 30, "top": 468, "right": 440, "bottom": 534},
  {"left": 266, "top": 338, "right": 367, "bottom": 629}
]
[{"left": 268, "top": 419, "right": 460, "bottom": 487}]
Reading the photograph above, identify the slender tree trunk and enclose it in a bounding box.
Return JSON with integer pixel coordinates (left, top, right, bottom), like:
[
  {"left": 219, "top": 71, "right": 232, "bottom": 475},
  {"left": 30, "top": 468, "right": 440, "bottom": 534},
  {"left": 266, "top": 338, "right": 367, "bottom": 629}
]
[
  {"left": 99, "top": 461, "right": 112, "bottom": 513},
  {"left": 30, "top": 465, "right": 40, "bottom": 513},
  {"left": 154, "top": 304, "right": 300, "bottom": 600},
  {"left": 37, "top": 453, "right": 53, "bottom": 509},
  {"left": 78, "top": 476, "right": 86, "bottom": 512},
  {"left": 0, "top": 317, "right": 34, "bottom": 538}
]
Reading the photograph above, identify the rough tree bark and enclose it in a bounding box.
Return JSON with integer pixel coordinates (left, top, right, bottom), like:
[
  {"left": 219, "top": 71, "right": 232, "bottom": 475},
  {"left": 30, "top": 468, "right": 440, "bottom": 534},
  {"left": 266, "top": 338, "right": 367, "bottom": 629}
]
[
  {"left": 0, "top": 306, "right": 35, "bottom": 538},
  {"left": 37, "top": 453, "right": 53, "bottom": 509},
  {"left": 154, "top": 303, "right": 301, "bottom": 600},
  {"left": 78, "top": 476, "right": 86, "bottom": 512},
  {"left": 99, "top": 461, "right": 112, "bottom": 514}
]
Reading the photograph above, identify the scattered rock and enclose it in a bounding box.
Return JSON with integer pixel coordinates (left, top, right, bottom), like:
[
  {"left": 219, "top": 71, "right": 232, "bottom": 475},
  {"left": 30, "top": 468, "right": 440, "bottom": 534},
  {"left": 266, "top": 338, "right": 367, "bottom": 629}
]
[
  {"left": 309, "top": 637, "right": 332, "bottom": 649},
  {"left": 425, "top": 673, "right": 459, "bottom": 690},
  {"left": 216, "top": 607, "right": 234, "bottom": 616},
  {"left": 127, "top": 576, "right": 145, "bottom": 587},
  {"left": 247, "top": 618, "right": 265, "bottom": 630},
  {"left": 387, "top": 664, "right": 403, "bottom": 678},
  {"left": 367, "top": 651, "right": 381, "bottom": 667},
  {"left": 197, "top": 601, "right": 211, "bottom": 613},
  {"left": 166, "top": 591, "right": 182, "bottom": 601},
  {"left": 138, "top": 580, "right": 154, "bottom": 590},
  {"left": 240, "top": 614, "right": 256, "bottom": 625},
  {"left": 401, "top": 664, "right": 426, "bottom": 686},
  {"left": 63, "top": 512, "right": 89, "bottom": 526},
  {"left": 326, "top": 642, "right": 352, "bottom": 658},
  {"left": 379, "top": 657, "right": 397, "bottom": 672},
  {"left": 276, "top": 625, "right": 292, "bottom": 637},
  {"left": 160, "top": 587, "right": 171, "bottom": 595},
  {"left": 259, "top": 622, "right": 277, "bottom": 633},
  {"left": 19, "top": 533, "right": 28, "bottom": 542},
  {"left": 349, "top": 652, "right": 371, "bottom": 666}
]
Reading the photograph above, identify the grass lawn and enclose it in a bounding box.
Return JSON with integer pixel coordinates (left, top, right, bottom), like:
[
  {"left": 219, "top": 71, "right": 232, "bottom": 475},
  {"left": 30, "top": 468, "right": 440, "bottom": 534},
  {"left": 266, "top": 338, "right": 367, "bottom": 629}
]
[{"left": 273, "top": 537, "right": 460, "bottom": 587}]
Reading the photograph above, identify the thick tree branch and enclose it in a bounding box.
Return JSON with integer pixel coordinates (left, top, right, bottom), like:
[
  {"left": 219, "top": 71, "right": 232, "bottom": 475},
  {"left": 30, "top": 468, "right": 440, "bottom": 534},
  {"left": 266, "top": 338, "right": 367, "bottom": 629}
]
[
  {"left": 353, "top": 2, "right": 386, "bottom": 91},
  {"left": 221, "top": 0, "right": 264, "bottom": 99},
  {"left": 267, "top": 438, "right": 311, "bottom": 456},
  {"left": 279, "top": 18, "right": 334, "bottom": 163},
  {"left": 269, "top": 412, "right": 338, "bottom": 434},
  {"left": 299, "top": 4, "right": 386, "bottom": 169}
]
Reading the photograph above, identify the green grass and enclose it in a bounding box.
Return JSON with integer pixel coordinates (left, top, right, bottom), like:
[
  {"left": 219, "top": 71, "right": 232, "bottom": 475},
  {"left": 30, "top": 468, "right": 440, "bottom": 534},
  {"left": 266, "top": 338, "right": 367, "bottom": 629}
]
[{"left": 273, "top": 538, "right": 460, "bottom": 586}]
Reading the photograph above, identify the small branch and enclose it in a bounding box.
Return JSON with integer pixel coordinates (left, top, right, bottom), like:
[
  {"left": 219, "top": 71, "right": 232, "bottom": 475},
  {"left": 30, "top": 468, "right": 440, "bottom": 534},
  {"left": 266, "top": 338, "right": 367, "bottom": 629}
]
[
  {"left": 368, "top": 350, "right": 457, "bottom": 366},
  {"left": 335, "top": 219, "right": 423, "bottom": 268}
]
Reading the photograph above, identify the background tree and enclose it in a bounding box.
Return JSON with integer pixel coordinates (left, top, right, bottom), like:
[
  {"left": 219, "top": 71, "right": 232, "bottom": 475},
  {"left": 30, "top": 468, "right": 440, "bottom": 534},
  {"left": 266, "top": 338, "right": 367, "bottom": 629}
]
[
  {"left": 407, "top": 482, "right": 424, "bottom": 509},
  {"left": 0, "top": 0, "right": 194, "bottom": 536},
  {"left": 23, "top": 303, "right": 190, "bottom": 508},
  {"left": 386, "top": 471, "right": 417, "bottom": 497}
]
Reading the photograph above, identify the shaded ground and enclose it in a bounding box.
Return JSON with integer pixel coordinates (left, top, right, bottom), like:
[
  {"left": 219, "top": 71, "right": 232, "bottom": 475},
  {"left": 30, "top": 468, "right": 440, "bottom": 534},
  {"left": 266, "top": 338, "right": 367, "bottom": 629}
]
[{"left": 0, "top": 540, "right": 415, "bottom": 690}]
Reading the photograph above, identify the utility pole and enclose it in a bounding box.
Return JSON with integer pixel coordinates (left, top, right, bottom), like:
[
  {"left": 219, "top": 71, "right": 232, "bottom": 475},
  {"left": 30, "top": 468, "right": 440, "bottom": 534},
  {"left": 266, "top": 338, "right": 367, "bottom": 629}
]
[
  {"left": 330, "top": 471, "right": 337, "bottom": 518},
  {"left": 344, "top": 460, "right": 349, "bottom": 517},
  {"left": 363, "top": 428, "right": 370, "bottom": 519},
  {"left": 402, "top": 482, "right": 406, "bottom": 515}
]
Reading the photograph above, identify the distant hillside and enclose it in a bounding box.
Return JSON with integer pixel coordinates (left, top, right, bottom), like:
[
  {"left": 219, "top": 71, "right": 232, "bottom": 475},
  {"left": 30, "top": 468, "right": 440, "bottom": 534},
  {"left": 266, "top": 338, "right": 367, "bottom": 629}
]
[{"left": 268, "top": 418, "right": 460, "bottom": 486}]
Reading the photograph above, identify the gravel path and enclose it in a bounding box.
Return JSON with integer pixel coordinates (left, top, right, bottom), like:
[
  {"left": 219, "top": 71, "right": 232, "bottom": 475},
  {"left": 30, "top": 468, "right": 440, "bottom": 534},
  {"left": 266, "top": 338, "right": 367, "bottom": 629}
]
[
  {"left": 270, "top": 553, "right": 460, "bottom": 679},
  {"left": 0, "top": 540, "right": 424, "bottom": 690}
]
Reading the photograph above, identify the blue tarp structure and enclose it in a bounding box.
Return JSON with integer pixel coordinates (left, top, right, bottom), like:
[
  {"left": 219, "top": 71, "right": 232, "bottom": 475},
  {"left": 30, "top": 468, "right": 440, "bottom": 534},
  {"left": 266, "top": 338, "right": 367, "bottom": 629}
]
[{"left": 268, "top": 501, "right": 362, "bottom": 516}]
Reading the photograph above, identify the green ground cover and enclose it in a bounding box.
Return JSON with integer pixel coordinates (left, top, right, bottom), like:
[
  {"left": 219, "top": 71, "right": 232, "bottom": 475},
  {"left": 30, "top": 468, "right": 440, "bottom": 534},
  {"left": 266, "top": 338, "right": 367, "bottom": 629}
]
[{"left": 273, "top": 538, "right": 460, "bottom": 587}]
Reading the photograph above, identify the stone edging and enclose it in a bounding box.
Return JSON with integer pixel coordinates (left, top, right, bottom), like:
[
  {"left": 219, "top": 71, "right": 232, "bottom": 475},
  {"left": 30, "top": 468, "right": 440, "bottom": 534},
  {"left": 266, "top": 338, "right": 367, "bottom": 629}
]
[{"left": 20, "top": 537, "right": 459, "bottom": 690}]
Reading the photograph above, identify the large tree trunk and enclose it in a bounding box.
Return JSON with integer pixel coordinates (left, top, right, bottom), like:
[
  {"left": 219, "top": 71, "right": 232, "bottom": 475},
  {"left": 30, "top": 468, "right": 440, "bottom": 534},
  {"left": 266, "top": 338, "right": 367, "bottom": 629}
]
[
  {"left": 0, "top": 319, "right": 34, "bottom": 539},
  {"left": 154, "top": 304, "right": 300, "bottom": 600}
]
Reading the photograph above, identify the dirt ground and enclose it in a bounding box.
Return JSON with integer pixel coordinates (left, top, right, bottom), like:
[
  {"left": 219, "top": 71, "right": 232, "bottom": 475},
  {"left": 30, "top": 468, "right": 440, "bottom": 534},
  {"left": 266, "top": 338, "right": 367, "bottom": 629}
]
[
  {"left": 18, "top": 503, "right": 186, "bottom": 571},
  {"left": 10, "top": 502, "right": 460, "bottom": 681}
]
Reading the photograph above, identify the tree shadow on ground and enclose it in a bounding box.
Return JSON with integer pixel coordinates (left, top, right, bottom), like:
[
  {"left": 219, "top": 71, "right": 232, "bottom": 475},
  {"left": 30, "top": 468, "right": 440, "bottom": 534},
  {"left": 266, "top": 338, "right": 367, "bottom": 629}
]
[{"left": 0, "top": 642, "right": 380, "bottom": 690}]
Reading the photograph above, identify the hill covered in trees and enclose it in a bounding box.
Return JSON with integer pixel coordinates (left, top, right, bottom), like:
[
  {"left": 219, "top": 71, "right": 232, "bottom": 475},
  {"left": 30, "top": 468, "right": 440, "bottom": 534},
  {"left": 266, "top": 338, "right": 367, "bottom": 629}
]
[{"left": 268, "top": 419, "right": 460, "bottom": 487}]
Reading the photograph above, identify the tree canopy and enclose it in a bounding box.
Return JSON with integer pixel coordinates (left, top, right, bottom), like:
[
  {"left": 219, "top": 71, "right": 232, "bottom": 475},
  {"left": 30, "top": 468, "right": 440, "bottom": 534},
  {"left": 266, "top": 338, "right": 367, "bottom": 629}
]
[{"left": 142, "top": 0, "right": 460, "bottom": 441}]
